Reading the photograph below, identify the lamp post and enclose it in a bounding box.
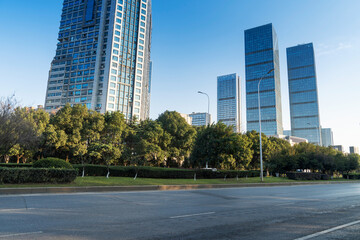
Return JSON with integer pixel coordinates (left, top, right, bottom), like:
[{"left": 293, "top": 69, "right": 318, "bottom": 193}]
[
  {"left": 197, "top": 91, "right": 210, "bottom": 116},
  {"left": 198, "top": 91, "right": 210, "bottom": 169},
  {"left": 258, "top": 69, "right": 274, "bottom": 182}
]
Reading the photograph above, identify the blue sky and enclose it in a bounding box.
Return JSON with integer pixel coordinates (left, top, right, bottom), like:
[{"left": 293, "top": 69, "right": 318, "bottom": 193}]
[{"left": 0, "top": 0, "right": 359, "bottom": 151}]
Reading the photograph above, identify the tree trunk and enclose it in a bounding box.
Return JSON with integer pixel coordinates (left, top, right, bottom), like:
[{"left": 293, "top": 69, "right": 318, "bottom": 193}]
[
  {"left": 22, "top": 157, "right": 27, "bottom": 164},
  {"left": 16, "top": 155, "right": 20, "bottom": 164},
  {"left": 66, "top": 155, "right": 69, "bottom": 162},
  {"left": 4, "top": 155, "right": 9, "bottom": 164}
]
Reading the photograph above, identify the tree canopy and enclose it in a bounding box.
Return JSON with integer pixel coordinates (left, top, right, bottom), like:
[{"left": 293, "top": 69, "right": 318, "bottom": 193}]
[{"left": 0, "top": 98, "right": 359, "bottom": 175}]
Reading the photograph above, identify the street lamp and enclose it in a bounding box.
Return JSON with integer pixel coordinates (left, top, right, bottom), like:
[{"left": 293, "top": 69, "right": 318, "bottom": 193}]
[
  {"left": 197, "top": 91, "right": 210, "bottom": 115},
  {"left": 198, "top": 91, "right": 210, "bottom": 169},
  {"left": 258, "top": 69, "right": 274, "bottom": 182}
]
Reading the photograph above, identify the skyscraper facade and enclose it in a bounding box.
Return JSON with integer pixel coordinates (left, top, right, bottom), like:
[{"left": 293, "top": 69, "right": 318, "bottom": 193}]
[
  {"left": 217, "top": 73, "right": 241, "bottom": 133},
  {"left": 283, "top": 130, "right": 292, "bottom": 136},
  {"left": 287, "top": 43, "right": 321, "bottom": 145},
  {"left": 44, "top": 0, "right": 152, "bottom": 121},
  {"left": 244, "top": 23, "right": 283, "bottom": 135},
  {"left": 321, "top": 128, "right": 334, "bottom": 147}
]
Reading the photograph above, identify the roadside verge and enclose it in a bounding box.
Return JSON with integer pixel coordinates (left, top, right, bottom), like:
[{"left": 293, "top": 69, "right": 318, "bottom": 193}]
[{"left": 1, "top": 180, "right": 360, "bottom": 195}]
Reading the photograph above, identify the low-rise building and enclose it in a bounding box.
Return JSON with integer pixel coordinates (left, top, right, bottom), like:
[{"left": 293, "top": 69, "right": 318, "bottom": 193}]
[
  {"left": 179, "top": 113, "right": 192, "bottom": 125},
  {"left": 272, "top": 135, "right": 308, "bottom": 146},
  {"left": 331, "top": 145, "right": 344, "bottom": 152},
  {"left": 189, "top": 112, "right": 211, "bottom": 127},
  {"left": 350, "top": 146, "right": 359, "bottom": 154}
]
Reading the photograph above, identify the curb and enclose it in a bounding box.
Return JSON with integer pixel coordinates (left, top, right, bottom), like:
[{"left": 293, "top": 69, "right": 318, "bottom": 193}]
[{"left": 1, "top": 181, "right": 360, "bottom": 195}]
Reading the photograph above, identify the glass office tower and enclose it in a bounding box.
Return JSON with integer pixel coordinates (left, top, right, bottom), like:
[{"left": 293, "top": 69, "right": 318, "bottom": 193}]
[
  {"left": 244, "top": 23, "right": 283, "bottom": 135},
  {"left": 321, "top": 128, "right": 333, "bottom": 147},
  {"left": 217, "top": 73, "right": 241, "bottom": 133},
  {"left": 45, "top": 0, "right": 152, "bottom": 121},
  {"left": 287, "top": 43, "right": 321, "bottom": 145}
]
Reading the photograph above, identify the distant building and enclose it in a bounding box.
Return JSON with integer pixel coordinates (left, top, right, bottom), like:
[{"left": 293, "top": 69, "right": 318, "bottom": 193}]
[
  {"left": 283, "top": 130, "right": 291, "bottom": 136},
  {"left": 179, "top": 113, "right": 192, "bottom": 125},
  {"left": 189, "top": 112, "right": 211, "bottom": 127},
  {"left": 245, "top": 23, "right": 283, "bottom": 135},
  {"left": 287, "top": 43, "right": 321, "bottom": 145},
  {"left": 350, "top": 146, "right": 359, "bottom": 154},
  {"left": 272, "top": 135, "right": 308, "bottom": 146},
  {"left": 321, "top": 128, "right": 334, "bottom": 147},
  {"left": 217, "top": 73, "right": 241, "bottom": 133},
  {"left": 332, "top": 145, "right": 344, "bottom": 152}
]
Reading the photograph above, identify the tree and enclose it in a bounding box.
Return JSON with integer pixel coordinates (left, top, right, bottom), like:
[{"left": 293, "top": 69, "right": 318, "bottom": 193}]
[
  {"left": 191, "top": 123, "right": 253, "bottom": 170},
  {"left": 43, "top": 123, "right": 67, "bottom": 156},
  {"left": 246, "top": 130, "right": 273, "bottom": 170},
  {"left": 344, "top": 154, "right": 360, "bottom": 175},
  {"left": 157, "top": 111, "right": 196, "bottom": 167},
  {"left": 0, "top": 97, "right": 39, "bottom": 163},
  {"left": 80, "top": 110, "right": 104, "bottom": 175},
  {"left": 88, "top": 111, "right": 127, "bottom": 167},
  {"left": 133, "top": 120, "right": 171, "bottom": 167},
  {"left": 15, "top": 107, "right": 50, "bottom": 162},
  {"left": 231, "top": 133, "right": 253, "bottom": 169},
  {"left": 49, "top": 104, "right": 89, "bottom": 162},
  {"left": 268, "top": 147, "right": 297, "bottom": 174},
  {"left": 89, "top": 143, "right": 121, "bottom": 177}
]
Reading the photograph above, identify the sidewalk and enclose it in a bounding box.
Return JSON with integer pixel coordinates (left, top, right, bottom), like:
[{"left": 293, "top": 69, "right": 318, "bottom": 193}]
[{"left": 1, "top": 180, "right": 360, "bottom": 195}]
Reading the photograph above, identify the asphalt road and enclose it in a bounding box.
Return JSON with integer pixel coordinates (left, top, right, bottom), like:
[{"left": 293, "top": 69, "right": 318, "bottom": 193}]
[{"left": 1, "top": 184, "right": 360, "bottom": 240}]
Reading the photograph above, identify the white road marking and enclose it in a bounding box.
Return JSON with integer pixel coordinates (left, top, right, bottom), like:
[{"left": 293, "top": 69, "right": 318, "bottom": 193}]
[
  {"left": 170, "top": 212, "right": 215, "bottom": 219},
  {"left": 294, "top": 219, "right": 360, "bottom": 240},
  {"left": 0, "top": 208, "right": 35, "bottom": 212},
  {"left": 0, "top": 231, "right": 43, "bottom": 238}
]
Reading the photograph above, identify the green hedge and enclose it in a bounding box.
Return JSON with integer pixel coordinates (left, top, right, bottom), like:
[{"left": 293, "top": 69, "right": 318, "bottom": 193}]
[
  {"left": 73, "top": 164, "right": 260, "bottom": 179},
  {"left": 343, "top": 174, "right": 360, "bottom": 179},
  {"left": 286, "top": 172, "right": 330, "bottom": 180},
  {"left": 0, "top": 163, "right": 33, "bottom": 168},
  {"left": 0, "top": 168, "right": 77, "bottom": 184},
  {"left": 33, "top": 158, "right": 73, "bottom": 169}
]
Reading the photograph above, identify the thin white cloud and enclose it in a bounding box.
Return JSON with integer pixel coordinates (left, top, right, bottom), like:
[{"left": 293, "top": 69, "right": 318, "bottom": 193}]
[{"left": 317, "top": 42, "right": 353, "bottom": 56}]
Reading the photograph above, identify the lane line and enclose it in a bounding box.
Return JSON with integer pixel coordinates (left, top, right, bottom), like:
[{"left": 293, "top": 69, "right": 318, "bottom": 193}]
[
  {"left": 0, "top": 208, "right": 35, "bottom": 212},
  {"left": 0, "top": 231, "right": 43, "bottom": 238},
  {"left": 294, "top": 220, "right": 360, "bottom": 240},
  {"left": 170, "top": 212, "right": 215, "bottom": 219}
]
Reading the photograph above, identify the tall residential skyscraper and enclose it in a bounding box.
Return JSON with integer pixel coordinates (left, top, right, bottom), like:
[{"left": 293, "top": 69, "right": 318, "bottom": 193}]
[
  {"left": 217, "top": 73, "right": 241, "bottom": 133},
  {"left": 287, "top": 43, "right": 321, "bottom": 145},
  {"left": 244, "top": 23, "right": 283, "bottom": 135},
  {"left": 321, "top": 128, "right": 334, "bottom": 147},
  {"left": 45, "top": 0, "right": 152, "bottom": 121}
]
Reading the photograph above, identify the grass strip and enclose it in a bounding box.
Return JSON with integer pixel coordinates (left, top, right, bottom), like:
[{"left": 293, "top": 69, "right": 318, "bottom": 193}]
[{"left": 0, "top": 176, "right": 355, "bottom": 188}]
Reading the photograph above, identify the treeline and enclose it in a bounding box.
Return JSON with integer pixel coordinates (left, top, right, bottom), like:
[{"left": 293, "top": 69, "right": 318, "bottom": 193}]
[
  {"left": 0, "top": 97, "right": 359, "bottom": 174},
  {"left": 269, "top": 143, "right": 360, "bottom": 175}
]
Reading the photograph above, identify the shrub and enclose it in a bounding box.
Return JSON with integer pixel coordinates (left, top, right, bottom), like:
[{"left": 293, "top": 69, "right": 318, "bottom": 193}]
[
  {"left": 0, "top": 168, "right": 77, "bottom": 184},
  {"left": 33, "top": 158, "right": 73, "bottom": 169},
  {"left": 73, "top": 164, "right": 260, "bottom": 179},
  {"left": 343, "top": 174, "right": 360, "bottom": 180},
  {"left": 286, "top": 172, "right": 330, "bottom": 180},
  {"left": 0, "top": 163, "right": 33, "bottom": 168}
]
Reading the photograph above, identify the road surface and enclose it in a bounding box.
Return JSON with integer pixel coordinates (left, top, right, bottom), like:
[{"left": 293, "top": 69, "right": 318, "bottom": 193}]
[{"left": 1, "top": 183, "right": 360, "bottom": 239}]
